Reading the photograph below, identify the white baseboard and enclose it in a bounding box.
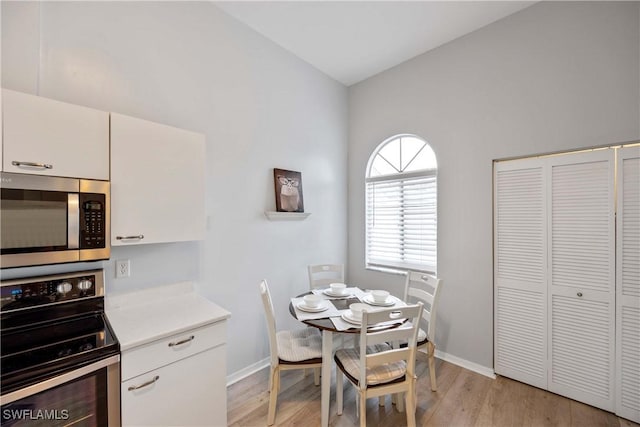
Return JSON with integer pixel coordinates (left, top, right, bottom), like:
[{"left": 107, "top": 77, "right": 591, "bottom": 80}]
[
  {"left": 227, "top": 357, "right": 269, "bottom": 386},
  {"left": 434, "top": 349, "right": 496, "bottom": 379},
  {"left": 227, "top": 351, "right": 496, "bottom": 387}
]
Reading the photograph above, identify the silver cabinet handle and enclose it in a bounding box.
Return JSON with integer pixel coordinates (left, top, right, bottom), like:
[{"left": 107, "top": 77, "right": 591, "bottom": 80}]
[
  {"left": 12, "top": 161, "right": 53, "bottom": 169},
  {"left": 116, "top": 235, "right": 144, "bottom": 241},
  {"left": 168, "top": 335, "right": 195, "bottom": 347},
  {"left": 577, "top": 292, "right": 583, "bottom": 297},
  {"left": 128, "top": 375, "right": 159, "bottom": 391}
]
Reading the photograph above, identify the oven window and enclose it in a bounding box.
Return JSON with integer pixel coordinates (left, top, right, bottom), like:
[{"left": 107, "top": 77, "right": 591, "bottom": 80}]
[
  {"left": 1, "top": 370, "right": 108, "bottom": 427},
  {"left": 1, "top": 190, "right": 68, "bottom": 252}
]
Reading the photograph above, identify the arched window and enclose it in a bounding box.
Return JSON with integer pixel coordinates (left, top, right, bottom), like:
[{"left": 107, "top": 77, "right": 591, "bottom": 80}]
[{"left": 365, "top": 134, "right": 437, "bottom": 273}]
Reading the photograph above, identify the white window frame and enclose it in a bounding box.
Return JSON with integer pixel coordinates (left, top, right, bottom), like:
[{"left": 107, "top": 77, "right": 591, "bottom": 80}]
[{"left": 365, "top": 134, "right": 437, "bottom": 274}]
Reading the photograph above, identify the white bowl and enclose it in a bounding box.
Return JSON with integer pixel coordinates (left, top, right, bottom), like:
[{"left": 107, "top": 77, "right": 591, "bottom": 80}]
[
  {"left": 371, "top": 290, "right": 390, "bottom": 303},
  {"left": 303, "top": 294, "right": 322, "bottom": 308},
  {"left": 349, "top": 303, "right": 369, "bottom": 321},
  {"left": 329, "top": 282, "right": 347, "bottom": 295}
]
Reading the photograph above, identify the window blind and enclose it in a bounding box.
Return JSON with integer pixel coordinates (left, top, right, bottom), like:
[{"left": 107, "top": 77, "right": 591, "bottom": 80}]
[{"left": 365, "top": 170, "right": 437, "bottom": 272}]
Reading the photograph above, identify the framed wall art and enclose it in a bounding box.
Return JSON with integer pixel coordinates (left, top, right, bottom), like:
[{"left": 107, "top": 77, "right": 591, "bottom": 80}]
[{"left": 273, "top": 168, "right": 304, "bottom": 213}]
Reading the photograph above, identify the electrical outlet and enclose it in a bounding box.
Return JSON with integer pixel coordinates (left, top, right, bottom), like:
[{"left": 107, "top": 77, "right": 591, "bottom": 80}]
[{"left": 116, "top": 259, "right": 130, "bottom": 278}]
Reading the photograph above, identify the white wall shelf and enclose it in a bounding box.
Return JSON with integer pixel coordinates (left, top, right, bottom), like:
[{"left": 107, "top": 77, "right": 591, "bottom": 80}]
[{"left": 264, "top": 211, "right": 311, "bottom": 221}]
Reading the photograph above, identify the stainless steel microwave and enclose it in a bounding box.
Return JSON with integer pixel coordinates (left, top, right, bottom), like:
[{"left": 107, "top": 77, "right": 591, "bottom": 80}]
[{"left": 0, "top": 172, "right": 110, "bottom": 268}]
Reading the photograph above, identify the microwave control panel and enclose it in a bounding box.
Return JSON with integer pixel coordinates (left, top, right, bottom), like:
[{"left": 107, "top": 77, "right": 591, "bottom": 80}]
[{"left": 79, "top": 193, "right": 106, "bottom": 249}]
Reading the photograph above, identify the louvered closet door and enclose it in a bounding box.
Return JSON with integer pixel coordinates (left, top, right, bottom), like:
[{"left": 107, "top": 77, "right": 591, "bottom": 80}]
[
  {"left": 616, "top": 146, "right": 640, "bottom": 423},
  {"left": 494, "top": 158, "right": 547, "bottom": 389},
  {"left": 548, "top": 150, "right": 615, "bottom": 412}
]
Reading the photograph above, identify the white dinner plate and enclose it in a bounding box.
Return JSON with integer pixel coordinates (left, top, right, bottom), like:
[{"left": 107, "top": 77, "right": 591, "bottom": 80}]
[
  {"left": 341, "top": 312, "right": 361, "bottom": 325},
  {"left": 297, "top": 302, "right": 328, "bottom": 313},
  {"left": 363, "top": 294, "right": 396, "bottom": 307},
  {"left": 323, "top": 289, "right": 351, "bottom": 298}
]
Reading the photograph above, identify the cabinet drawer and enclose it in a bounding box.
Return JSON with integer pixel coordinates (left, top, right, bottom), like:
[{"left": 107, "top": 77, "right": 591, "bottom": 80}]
[{"left": 122, "top": 321, "right": 225, "bottom": 381}]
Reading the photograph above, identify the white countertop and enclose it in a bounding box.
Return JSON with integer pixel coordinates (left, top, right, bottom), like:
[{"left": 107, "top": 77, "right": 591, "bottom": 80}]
[{"left": 105, "top": 282, "right": 231, "bottom": 351}]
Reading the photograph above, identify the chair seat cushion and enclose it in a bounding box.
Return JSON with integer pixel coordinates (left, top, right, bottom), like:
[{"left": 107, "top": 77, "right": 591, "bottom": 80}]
[
  {"left": 399, "top": 327, "right": 429, "bottom": 348},
  {"left": 334, "top": 344, "right": 407, "bottom": 386},
  {"left": 276, "top": 328, "right": 322, "bottom": 362},
  {"left": 417, "top": 328, "right": 428, "bottom": 346}
]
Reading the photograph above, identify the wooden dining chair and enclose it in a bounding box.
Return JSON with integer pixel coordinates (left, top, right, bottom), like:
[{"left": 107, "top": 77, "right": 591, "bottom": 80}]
[
  {"left": 334, "top": 303, "right": 423, "bottom": 427},
  {"left": 307, "top": 263, "right": 351, "bottom": 348},
  {"left": 403, "top": 271, "right": 443, "bottom": 391},
  {"left": 259, "top": 280, "right": 323, "bottom": 426},
  {"left": 307, "top": 264, "right": 345, "bottom": 289}
]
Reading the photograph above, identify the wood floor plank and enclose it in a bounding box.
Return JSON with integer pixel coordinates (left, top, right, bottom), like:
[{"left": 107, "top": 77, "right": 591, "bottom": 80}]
[
  {"left": 521, "top": 381, "right": 571, "bottom": 427},
  {"left": 418, "top": 366, "right": 493, "bottom": 427},
  {"left": 475, "top": 375, "right": 528, "bottom": 426},
  {"left": 570, "top": 400, "right": 623, "bottom": 427},
  {"left": 227, "top": 358, "right": 636, "bottom": 427},
  {"left": 619, "top": 418, "right": 640, "bottom": 427},
  {"left": 227, "top": 368, "right": 270, "bottom": 413},
  {"left": 415, "top": 358, "right": 462, "bottom": 425}
]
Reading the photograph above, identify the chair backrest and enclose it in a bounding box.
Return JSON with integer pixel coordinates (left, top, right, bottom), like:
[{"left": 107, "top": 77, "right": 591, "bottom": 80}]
[
  {"left": 358, "top": 303, "right": 423, "bottom": 390},
  {"left": 259, "top": 279, "right": 280, "bottom": 367},
  {"left": 403, "top": 271, "right": 443, "bottom": 343},
  {"left": 307, "top": 264, "right": 344, "bottom": 289}
]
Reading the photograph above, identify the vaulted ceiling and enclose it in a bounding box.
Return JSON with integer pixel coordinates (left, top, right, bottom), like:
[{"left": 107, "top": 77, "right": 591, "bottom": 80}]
[{"left": 215, "top": 1, "right": 536, "bottom": 86}]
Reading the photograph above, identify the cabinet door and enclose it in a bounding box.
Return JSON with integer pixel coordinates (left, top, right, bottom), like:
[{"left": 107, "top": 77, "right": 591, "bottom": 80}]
[
  {"left": 616, "top": 146, "right": 640, "bottom": 423},
  {"left": 110, "top": 113, "right": 205, "bottom": 245},
  {"left": 2, "top": 89, "right": 109, "bottom": 180},
  {"left": 494, "top": 158, "right": 548, "bottom": 389},
  {"left": 547, "top": 150, "right": 615, "bottom": 412},
  {"left": 122, "top": 346, "right": 227, "bottom": 427}
]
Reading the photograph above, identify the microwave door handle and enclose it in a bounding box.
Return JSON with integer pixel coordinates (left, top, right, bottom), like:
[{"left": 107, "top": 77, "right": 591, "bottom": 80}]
[{"left": 68, "top": 194, "right": 80, "bottom": 249}]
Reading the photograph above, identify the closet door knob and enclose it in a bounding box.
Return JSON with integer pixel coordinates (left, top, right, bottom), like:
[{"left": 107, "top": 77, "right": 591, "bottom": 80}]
[{"left": 577, "top": 292, "right": 583, "bottom": 297}]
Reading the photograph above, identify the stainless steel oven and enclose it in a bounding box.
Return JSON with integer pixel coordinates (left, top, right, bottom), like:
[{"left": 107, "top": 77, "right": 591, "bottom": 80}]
[
  {"left": 0, "top": 172, "right": 110, "bottom": 269},
  {"left": 0, "top": 270, "right": 120, "bottom": 426}
]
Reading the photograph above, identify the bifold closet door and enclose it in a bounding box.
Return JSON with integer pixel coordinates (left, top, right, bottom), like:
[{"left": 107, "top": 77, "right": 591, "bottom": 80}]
[
  {"left": 494, "top": 158, "right": 547, "bottom": 389},
  {"left": 547, "top": 150, "right": 615, "bottom": 412},
  {"left": 616, "top": 146, "right": 640, "bottom": 423}
]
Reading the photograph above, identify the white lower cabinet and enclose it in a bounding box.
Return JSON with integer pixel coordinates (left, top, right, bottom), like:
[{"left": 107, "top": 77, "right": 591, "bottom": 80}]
[
  {"left": 122, "top": 347, "right": 226, "bottom": 426},
  {"left": 120, "top": 322, "right": 227, "bottom": 426}
]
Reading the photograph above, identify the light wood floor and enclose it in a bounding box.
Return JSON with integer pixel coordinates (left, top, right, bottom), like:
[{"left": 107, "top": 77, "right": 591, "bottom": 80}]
[{"left": 227, "top": 357, "right": 639, "bottom": 427}]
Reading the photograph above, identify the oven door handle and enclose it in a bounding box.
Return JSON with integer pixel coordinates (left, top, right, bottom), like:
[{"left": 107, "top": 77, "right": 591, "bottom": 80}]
[{"left": 0, "top": 355, "right": 120, "bottom": 405}]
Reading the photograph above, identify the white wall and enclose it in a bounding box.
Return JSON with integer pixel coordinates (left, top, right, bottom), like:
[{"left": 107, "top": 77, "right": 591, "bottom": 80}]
[
  {"left": 348, "top": 1, "right": 639, "bottom": 370},
  {"left": 1, "top": 1, "right": 348, "bottom": 377}
]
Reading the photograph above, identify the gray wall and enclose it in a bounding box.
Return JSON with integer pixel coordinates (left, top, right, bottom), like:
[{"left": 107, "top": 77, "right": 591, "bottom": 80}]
[
  {"left": 348, "top": 1, "right": 640, "bottom": 370},
  {"left": 1, "top": 1, "right": 348, "bottom": 378}
]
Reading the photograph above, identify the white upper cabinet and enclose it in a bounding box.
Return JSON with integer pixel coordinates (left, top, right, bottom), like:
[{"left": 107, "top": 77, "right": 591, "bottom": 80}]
[
  {"left": 110, "top": 113, "right": 206, "bottom": 246},
  {"left": 2, "top": 89, "right": 109, "bottom": 180}
]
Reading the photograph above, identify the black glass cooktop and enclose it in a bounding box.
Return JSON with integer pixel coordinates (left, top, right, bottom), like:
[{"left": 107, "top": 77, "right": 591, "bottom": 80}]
[{"left": 1, "top": 308, "right": 119, "bottom": 394}]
